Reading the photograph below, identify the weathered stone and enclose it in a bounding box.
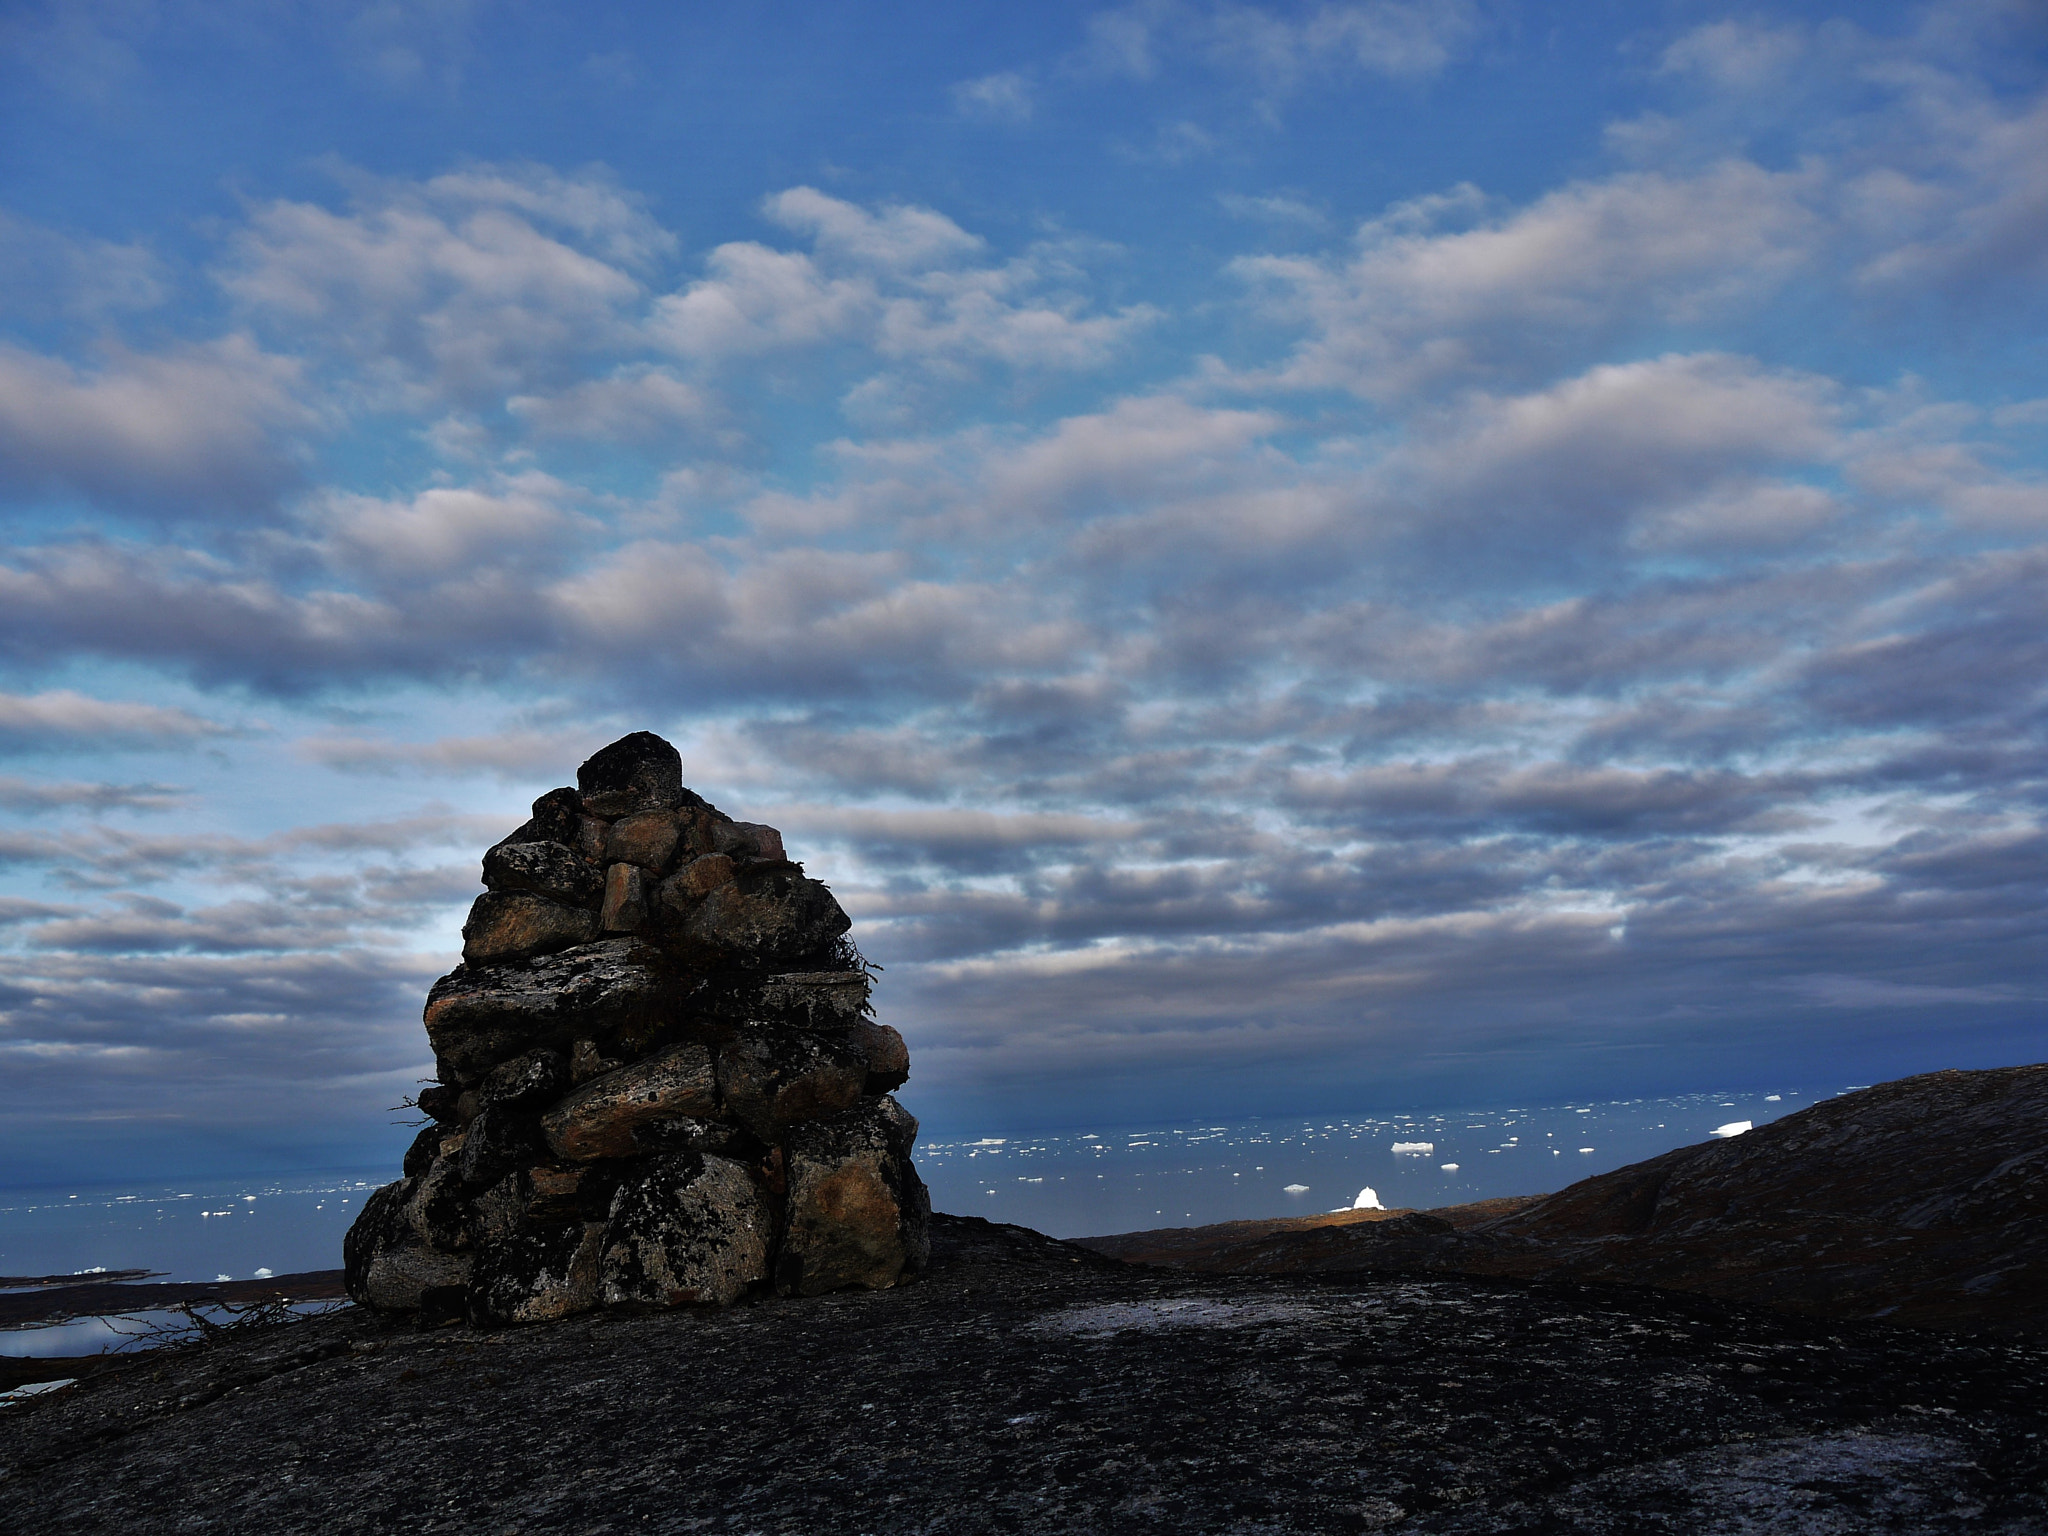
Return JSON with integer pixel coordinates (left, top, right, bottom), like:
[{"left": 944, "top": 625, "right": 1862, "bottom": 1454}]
[
  {"left": 461, "top": 1102, "right": 546, "bottom": 1189},
  {"left": 848, "top": 1019, "right": 911, "bottom": 1093},
  {"left": 715, "top": 1027, "right": 866, "bottom": 1141},
  {"left": 600, "top": 862, "right": 647, "bottom": 932},
  {"left": 623, "top": 1115, "right": 747, "bottom": 1157},
  {"left": 424, "top": 939, "right": 671, "bottom": 1084},
  {"left": 479, "top": 1048, "right": 568, "bottom": 1110},
  {"left": 341, "top": 1180, "right": 410, "bottom": 1304},
  {"left": 403, "top": 1155, "right": 472, "bottom": 1250},
  {"left": 676, "top": 863, "right": 850, "bottom": 967},
  {"left": 527, "top": 1165, "right": 586, "bottom": 1219},
  {"left": 657, "top": 852, "right": 735, "bottom": 912},
  {"left": 542, "top": 1042, "right": 724, "bottom": 1162},
  {"left": 568, "top": 1038, "right": 617, "bottom": 1085},
  {"left": 777, "top": 1096, "right": 930, "bottom": 1296},
  {"left": 758, "top": 969, "right": 870, "bottom": 1029},
  {"left": 575, "top": 815, "right": 608, "bottom": 861},
  {"left": 415, "top": 1082, "right": 461, "bottom": 1124},
  {"left": 363, "top": 1246, "right": 473, "bottom": 1317},
  {"left": 599, "top": 1153, "right": 771, "bottom": 1308},
  {"left": 343, "top": 1179, "right": 473, "bottom": 1319},
  {"left": 490, "top": 787, "right": 583, "bottom": 854},
  {"left": 481, "top": 841, "right": 603, "bottom": 907},
  {"left": 578, "top": 732, "right": 686, "bottom": 817},
  {"left": 401, "top": 1125, "right": 442, "bottom": 1178},
  {"left": 471, "top": 1170, "right": 530, "bottom": 1243},
  {"left": 712, "top": 818, "right": 785, "bottom": 862},
  {"left": 462, "top": 891, "right": 600, "bottom": 965},
  {"left": 469, "top": 1219, "right": 605, "bottom": 1326},
  {"left": 606, "top": 811, "right": 681, "bottom": 872}
]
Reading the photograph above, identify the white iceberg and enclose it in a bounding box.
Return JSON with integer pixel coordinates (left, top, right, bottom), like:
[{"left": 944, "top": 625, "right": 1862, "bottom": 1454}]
[
  {"left": 1712, "top": 1120, "right": 1753, "bottom": 1138},
  {"left": 1390, "top": 1141, "right": 1434, "bottom": 1155},
  {"left": 1439, "top": 1163, "right": 1459, "bottom": 1171},
  {"left": 1352, "top": 1187, "right": 1383, "bottom": 1210},
  {"left": 1283, "top": 1183, "right": 1310, "bottom": 1193}
]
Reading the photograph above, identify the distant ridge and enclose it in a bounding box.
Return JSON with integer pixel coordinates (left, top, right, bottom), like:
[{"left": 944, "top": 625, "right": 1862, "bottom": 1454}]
[{"left": 1077, "top": 1063, "right": 2048, "bottom": 1334}]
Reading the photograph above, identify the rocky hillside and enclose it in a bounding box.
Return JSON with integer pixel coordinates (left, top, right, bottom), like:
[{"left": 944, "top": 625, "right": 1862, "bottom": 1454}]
[
  {"left": 3, "top": 1214, "right": 2045, "bottom": 1534},
  {"left": 1081, "top": 1064, "right": 2048, "bottom": 1333}
]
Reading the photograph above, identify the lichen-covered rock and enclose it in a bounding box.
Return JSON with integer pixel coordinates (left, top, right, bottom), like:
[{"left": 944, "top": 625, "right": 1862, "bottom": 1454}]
[
  {"left": 757, "top": 970, "right": 870, "bottom": 1029},
  {"left": 482, "top": 840, "right": 604, "bottom": 907},
  {"left": 848, "top": 1020, "right": 910, "bottom": 1093},
  {"left": 605, "top": 811, "right": 681, "bottom": 872},
  {"left": 462, "top": 891, "right": 601, "bottom": 965},
  {"left": 715, "top": 1027, "right": 866, "bottom": 1141},
  {"left": 479, "top": 1048, "right": 569, "bottom": 1111},
  {"left": 460, "top": 1102, "right": 546, "bottom": 1189},
  {"left": 469, "top": 1219, "right": 605, "bottom": 1326},
  {"left": 599, "top": 1153, "right": 771, "bottom": 1308},
  {"left": 424, "top": 939, "right": 671, "bottom": 1083},
  {"left": 776, "top": 1096, "right": 930, "bottom": 1296},
  {"left": 600, "top": 862, "right": 647, "bottom": 932},
  {"left": 578, "top": 731, "right": 686, "bottom": 817},
  {"left": 490, "top": 786, "right": 584, "bottom": 853},
  {"left": 541, "top": 1042, "right": 725, "bottom": 1161},
  {"left": 713, "top": 819, "right": 785, "bottom": 861},
  {"left": 675, "top": 863, "right": 851, "bottom": 966},
  {"left": 343, "top": 1180, "right": 473, "bottom": 1318}
]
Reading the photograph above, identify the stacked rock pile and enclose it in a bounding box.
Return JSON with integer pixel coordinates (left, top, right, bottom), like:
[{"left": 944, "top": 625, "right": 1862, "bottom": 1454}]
[{"left": 345, "top": 732, "right": 928, "bottom": 1326}]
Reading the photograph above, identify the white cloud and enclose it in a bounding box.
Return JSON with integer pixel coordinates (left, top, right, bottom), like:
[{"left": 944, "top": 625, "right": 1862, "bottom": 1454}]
[
  {"left": 224, "top": 164, "right": 654, "bottom": 402},
  {"left": 951, "top": 70, "right": 1036, "bottom": 124},
  {"left": 0, "top": 691, "right": 227, "bottom": 747},
  {"left": 652, "top": 190, "right": 1155, "bottom": 374},
  {"left": 1234, "top": 161, "right": 1821, "bottom": 397},
  {"left": 507, "top": 367, "right": 716, "bottom": 443},
  {"left": 0, "top": 336, "right": 305, "bottom": 512}
]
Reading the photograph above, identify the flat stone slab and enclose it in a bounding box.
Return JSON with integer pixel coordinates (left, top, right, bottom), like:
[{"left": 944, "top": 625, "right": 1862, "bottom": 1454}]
[{"left": 2, "top": 1215, "right": 2043, "bottom": 1534}]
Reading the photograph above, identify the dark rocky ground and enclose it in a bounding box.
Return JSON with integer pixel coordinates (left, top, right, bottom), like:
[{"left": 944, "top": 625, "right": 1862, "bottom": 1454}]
[{"left": 2, "top": 1214, "right": 2044, "bottom": 1534}]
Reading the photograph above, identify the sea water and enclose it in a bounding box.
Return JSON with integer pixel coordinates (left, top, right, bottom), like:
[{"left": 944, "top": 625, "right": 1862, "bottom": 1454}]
[
  {"left": 0, "top": 1169, "right": 383, "bottom": 1286},
  {"left": 0, "top": 1087, "right": 1822, "bottom": 1280},
  {"left": 915, "top": 1086, "right": 1817, "bottom": 1238}
]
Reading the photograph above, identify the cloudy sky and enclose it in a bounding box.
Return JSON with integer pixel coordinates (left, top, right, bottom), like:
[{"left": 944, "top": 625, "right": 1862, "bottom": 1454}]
[{"left": 0, "top": 0, "right": 2043, "bottom": 1180}]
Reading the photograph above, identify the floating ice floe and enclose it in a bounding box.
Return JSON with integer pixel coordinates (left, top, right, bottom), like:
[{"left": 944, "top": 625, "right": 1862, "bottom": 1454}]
[
  {"left": 253, "top": 1267, "right": 273, "bottom": 1278},
  {"left": 1390, "top": 1141, "right": 1434, "bottom": 1155},
  {"left": 1578, "top": 1147, "right": 1595, "bottom": 1153},
  {"left": 1712, "top": 1121, "right": 1753, "bottom": 1138},
  {"left": 1352, "top": 1187, "right": 1383, "bottom": 1210},
  {"left": 1439, "top": 1163, "right": 1459, "bottom": 1171},
  {"left": 1284, "top": 1183, "right": 1310, "bottom": 1193}
]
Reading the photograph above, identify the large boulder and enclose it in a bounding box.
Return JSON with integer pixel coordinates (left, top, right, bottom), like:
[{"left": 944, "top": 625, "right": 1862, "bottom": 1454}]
[
  {"left": 424, "top": 939, "right": 671, "bottom": 1084},
  {"left": 599, "top": 1153, "right": 772, "bottom": 1308},
  {"left": 671, "top": 863, "right": 851, "bottom": 967},
  {"left": 482, "top": 841, "right": 605, "bottom": 907},
  {"left": 541, "top": 1043, "right": 726, "bottom": 1161},
  {"left": 462, "top": 892, "right": 600, "bottom": 965},
  {"left": 578, "top": 732, "right": 686, "bottom": 817},
  {"left": 715, "top": 1027, "right": 867, "bottom": 1141},
  {"left": 776, "top": 1096, "right": 930, "bottom": 1296}
]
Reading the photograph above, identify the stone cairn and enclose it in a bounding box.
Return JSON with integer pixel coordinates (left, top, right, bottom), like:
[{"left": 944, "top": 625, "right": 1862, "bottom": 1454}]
[{"left": 345, "top": 731, "right": 928, "bottom": 1326}]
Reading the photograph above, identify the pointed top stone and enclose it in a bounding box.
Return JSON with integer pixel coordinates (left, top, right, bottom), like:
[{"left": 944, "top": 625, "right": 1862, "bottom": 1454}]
[{"left": 577, "top": 732, "right": 684, "bottom": 817}]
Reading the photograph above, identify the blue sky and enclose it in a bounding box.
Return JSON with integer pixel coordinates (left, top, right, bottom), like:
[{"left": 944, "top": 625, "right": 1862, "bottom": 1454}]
[{"left": 0, "top": 0, "right": 2044, "bottom": 1182}]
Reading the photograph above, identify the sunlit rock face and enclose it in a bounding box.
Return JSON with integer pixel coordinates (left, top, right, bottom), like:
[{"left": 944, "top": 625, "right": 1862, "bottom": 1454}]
[{"left": 346, "top": 731, "right": 927, "bottom": 1326}]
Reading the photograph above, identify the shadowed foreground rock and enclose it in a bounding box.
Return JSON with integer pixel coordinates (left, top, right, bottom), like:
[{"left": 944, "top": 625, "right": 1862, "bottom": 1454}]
[
  {"left": 2, "top": 1214, "right": 2044, "bottom": 1533},
  {"left": 1082, "top": 1064, "right": 2048, "bottom": 1335},
  {"left": 347, "top": 731, "right": 928, "bottom": 1327}
]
